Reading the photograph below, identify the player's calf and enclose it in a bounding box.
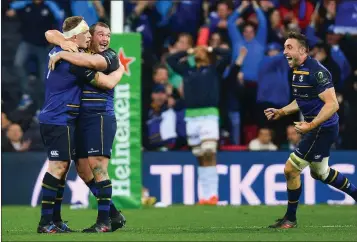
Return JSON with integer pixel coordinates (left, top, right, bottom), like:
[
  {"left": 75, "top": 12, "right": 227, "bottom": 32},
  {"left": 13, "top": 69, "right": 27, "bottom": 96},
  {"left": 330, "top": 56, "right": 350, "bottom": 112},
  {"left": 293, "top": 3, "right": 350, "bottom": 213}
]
[
  {"left": 310, "top": 158, "right": 357, "bottom": 201},
  {"left": 39, "top": 161, "right": 70, "bottom": 231},
  {"left": 200, "top": 141, "right": 219, "bottom": 205},
  {"left": 269, "top": 155, "right": 304, "bottom": 228},
  {"left": 87, "top": 156, "right": 112, "bottom": 229}
]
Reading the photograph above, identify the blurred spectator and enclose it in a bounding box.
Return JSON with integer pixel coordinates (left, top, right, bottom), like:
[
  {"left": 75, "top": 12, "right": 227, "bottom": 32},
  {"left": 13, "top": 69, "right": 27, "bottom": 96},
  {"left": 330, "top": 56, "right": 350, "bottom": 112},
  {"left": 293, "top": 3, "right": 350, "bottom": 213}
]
[
  {"left": 1, "top": 112, "right": 12, "bottom": 132},
  {"left": 227, "top": 1, "right": 267, "bottom": 125},
  {"left": 281, "top": 125, "right": 301, "bottom": 150},
  {"left": 311, "top": 42, "right": 341, "bottom": 87},
  {"left": 153, "top": 64, "right": 169, "bottom": 85},
  {"left": 6, "top": 0, "right": 62, "bottom": 110},
  {"left": 145, "top": 84, "right": 185, "bottom": 151},
  {"left": 306, "top": 20, "right": 352, "bottom": 90},
  {"left": 71, "top": 0, "right": 106, "bottom": 26},
  {"left": 313, "top": 0, "right": 336, "bottom": 40},
  {"left": 125, "top": 1, "right": 162, "bottom": 54},
  {"left": 204, "top": 0, "right": 234, "bottom": 42},
  {"left": 209, "top": 32, "right": 224, "bottom": 48},
  {"left": 341, "top": 79, "right": 357, "bottom": 150},
  {"left": 2, "top": 124, "right": 31, "bottom": 152},
  {"left": 165, "top": 33, "right": 195, "bottom": 90},
  {"left": 279, "top": 0, "right": 314, "bottom": 31},
  {"left": 169, "top": 0, "right": 203, "bottom": 38},
  {"left": 249, "top": 128, "right": 278, "bottom": 151},
  {"left": 221, "top": 46, "right": 248, "bottom": 145},
  {"left": 256, "top": 42, "right": 291, "bottom": 146},
  {"left": 266, "top": 8, "right": 287, "bottom": 45}
]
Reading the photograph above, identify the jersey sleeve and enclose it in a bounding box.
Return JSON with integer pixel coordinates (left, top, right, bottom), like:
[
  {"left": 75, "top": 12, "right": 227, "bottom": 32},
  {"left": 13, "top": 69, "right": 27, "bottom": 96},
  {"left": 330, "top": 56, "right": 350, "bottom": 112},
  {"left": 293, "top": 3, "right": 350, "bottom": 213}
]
[
  {"left": 69, "top": 64, "right": 97, "bottom": 83},
  {"left": 98, "top": 48, "right": 120, "bottom": 73},
  {"left": 312, "top": 69, "right": 334, "bottom": 94}
]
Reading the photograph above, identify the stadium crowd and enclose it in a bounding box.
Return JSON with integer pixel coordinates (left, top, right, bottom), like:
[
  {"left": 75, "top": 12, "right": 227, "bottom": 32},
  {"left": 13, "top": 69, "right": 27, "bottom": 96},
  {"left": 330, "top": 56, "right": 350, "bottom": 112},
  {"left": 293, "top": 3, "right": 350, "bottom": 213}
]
[{"left": 1, "top": 0, "right": 357, "bottom": 153}]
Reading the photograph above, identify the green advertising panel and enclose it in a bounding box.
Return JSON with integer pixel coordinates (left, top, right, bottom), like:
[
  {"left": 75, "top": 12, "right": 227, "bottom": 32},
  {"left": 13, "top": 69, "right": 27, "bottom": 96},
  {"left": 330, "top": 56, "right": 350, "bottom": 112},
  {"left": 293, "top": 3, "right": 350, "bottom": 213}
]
[{"left": 89, "top": 33, "right": 142, "bottom": 209}]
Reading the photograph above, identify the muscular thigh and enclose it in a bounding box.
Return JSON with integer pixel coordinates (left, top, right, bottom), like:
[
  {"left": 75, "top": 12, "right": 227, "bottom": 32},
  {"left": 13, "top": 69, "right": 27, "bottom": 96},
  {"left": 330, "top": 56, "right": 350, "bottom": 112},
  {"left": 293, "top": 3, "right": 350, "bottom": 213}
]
[
  {"left": 40, "top": 124, "right": 75, "bottom": 162},
  {"left": 294, "top": 125, "right": 338, "bottom": 162},
  {"left": 81, "top": 115, "right": 116, "bottom": 158}
]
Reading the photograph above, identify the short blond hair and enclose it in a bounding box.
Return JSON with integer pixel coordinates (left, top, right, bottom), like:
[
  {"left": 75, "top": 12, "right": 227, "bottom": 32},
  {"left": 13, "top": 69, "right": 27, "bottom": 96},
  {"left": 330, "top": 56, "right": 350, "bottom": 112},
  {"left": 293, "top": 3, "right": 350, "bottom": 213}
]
[{"left": 62, "top": 16, "right": 84, "bottom": 32}]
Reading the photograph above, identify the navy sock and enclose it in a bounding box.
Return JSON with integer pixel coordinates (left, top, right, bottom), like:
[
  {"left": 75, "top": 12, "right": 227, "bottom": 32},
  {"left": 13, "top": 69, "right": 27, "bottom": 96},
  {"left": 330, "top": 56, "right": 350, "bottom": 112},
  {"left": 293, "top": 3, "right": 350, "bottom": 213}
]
[
  {"left": 285, "top": 185, "right": 302, "bottom": 221},
  {"left": 86, "top": 178, "right": 118, "bottom": 218},
  {"left": 86, "top": 178, "right": 98, "bottom": 197},
  {"left": 40, "top": 172, "right": 60, "bottom": 225},
  {"left": 53, "top": 179, "right": 65, "bottom": 222},
  {"left": 323, "top": 168, "right": 357, "bottom": 200},
  {"left": 96, "top": 180, "right": 112, "bottom": 223}
]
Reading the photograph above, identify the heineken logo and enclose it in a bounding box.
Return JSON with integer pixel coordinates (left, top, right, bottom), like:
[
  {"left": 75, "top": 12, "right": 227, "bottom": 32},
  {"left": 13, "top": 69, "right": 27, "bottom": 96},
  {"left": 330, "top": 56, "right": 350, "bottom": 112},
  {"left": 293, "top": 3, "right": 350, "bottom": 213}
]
[{"left": 118, "top": 48, "right": 135, "bottom": 77}]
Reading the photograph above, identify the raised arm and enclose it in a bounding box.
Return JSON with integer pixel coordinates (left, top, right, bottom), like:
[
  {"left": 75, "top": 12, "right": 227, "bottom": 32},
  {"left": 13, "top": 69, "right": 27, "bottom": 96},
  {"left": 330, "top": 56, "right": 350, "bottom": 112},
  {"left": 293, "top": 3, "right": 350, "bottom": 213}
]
[
  {"left": 252, "top": 1, "right": 267, "bottom": 46},
  {"left": 166, "top": 50, "right": 190, "bottom": 76},
  {"left": 45, "top": 29, "right": 79, "bottom": 52},
  {"left": 227, "top": 1, "right": 249, "bottom": 61},
  {"left": 213, "top": 47, "right": 232, "bottom": 74}
]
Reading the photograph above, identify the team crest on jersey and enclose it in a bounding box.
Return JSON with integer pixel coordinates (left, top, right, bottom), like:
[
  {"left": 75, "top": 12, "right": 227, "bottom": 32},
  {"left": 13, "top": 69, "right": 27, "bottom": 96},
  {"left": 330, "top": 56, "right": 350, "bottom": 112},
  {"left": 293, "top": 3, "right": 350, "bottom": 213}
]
[{"left": 314, "top": 70, "right": 330, "bottom": 85}]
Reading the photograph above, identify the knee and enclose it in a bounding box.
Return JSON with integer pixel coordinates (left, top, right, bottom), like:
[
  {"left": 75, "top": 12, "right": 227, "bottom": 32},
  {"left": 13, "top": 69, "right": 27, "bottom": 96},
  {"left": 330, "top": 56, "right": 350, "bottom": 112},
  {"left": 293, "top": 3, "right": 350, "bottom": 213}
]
[
  {"left": 89, "top": 156, "right": 109, "bottom": 181},
  {"left": 310, "top": 158, "right": 330, "bottom": 181},
  {"left": 201, "top": 141, "right": 217, "bottom": 165},
  {"left": 48, "top": 161, "right": 69, "bottom": 178},
  {"left": 76, "top": 159, "right": 93, "bottom": 183},
  {"left": 284, "top": 164, "right": 300, "bottom": 181}
]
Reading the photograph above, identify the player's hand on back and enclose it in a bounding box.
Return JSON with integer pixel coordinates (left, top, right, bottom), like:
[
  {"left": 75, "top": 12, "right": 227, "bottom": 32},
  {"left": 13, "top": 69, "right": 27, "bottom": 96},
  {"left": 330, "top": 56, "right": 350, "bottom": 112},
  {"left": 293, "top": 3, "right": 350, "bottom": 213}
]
[
  {"left": 60, "top": 40, "right": 79, "bottom": 53},
  {"left": 264, "top": 108, "right": 285, "bottom": 120},
  {"left": 48, "top": 51, "right": 63, "bottom": 71}
]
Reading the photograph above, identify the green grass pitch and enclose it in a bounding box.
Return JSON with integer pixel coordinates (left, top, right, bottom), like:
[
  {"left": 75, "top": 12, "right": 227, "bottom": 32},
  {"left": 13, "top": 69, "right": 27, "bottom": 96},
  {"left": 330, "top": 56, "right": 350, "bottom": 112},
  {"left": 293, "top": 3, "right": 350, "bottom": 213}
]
[{"left": 2, "top": 205, "right": 357, "bottom": 241}]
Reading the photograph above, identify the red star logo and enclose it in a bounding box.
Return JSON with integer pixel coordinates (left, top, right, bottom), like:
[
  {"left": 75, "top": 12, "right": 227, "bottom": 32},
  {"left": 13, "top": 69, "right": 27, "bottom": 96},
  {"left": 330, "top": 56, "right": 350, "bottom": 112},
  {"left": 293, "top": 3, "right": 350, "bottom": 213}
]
[{"left": 118, "top": 48, "right": 136, "bottom": 77}]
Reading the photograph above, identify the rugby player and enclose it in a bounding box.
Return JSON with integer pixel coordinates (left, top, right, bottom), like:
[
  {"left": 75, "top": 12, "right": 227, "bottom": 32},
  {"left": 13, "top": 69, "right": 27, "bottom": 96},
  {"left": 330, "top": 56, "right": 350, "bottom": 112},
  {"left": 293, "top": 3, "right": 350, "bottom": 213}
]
[
  {"left": 46, "top": 22, "right": 125, "bottom": 232},
  {"left": 265, "top": 32, "right": 357, "bottom": 229},
  {"left": 38, "top": 17, "right": 124, "bottom": 233},
  {"left": 166, "top": 46, "right": 231, "bottom": 205}
]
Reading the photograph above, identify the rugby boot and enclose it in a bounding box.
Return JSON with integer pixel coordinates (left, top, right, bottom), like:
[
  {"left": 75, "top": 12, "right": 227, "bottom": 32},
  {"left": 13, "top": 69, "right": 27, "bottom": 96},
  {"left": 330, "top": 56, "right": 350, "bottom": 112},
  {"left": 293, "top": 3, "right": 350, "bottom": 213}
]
[
  {"left": 268, "top": 217, "right": 297, "bottom": 229},
  {"left": 55, "top": 220, "right": 75, "bottom": 232},
  {"left": 37, "top": 222, "right": 65, "bottom": 233},
  {"left": 82, "top": 221, "right": 112, "bottom": 233},
  {"left": 111, "top": 210, "right": 126, "bottom": 231}
]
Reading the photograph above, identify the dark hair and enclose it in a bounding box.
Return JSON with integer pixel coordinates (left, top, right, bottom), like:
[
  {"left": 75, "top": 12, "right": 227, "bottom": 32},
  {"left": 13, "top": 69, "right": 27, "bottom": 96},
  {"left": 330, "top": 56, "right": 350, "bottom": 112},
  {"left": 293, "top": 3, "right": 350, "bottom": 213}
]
[
  {"left": 287, "top": 31, "right": 309, "bottom": 52},
  {"left": 62, "top": 16, "right": 84, "bottom": 32},
  {"left": 242, "top": 21, "right": 257, "bottom": 33},
  {"left": 217, "top": 0, "right": 234, "bottom": 10},
  {"left": 177, "top": 33, "right": 194, "bottom": 47},
  {"left": 89, "top": 22, "right": 110, "bottom": 35},
  {"left": 153, "top": 64, "right": 168, "bottom": 76}
]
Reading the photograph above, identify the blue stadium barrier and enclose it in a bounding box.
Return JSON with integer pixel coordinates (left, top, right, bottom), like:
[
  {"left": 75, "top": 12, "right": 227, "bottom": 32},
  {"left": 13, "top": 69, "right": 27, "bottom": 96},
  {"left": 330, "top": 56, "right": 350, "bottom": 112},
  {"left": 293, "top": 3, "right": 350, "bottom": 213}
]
[{"left": 1, "top": 151, "right": 357, "bottom": 206}]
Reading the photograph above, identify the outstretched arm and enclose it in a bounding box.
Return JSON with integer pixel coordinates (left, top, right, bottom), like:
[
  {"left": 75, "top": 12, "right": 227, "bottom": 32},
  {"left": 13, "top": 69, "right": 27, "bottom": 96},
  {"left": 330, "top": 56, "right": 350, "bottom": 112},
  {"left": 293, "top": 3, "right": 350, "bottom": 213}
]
[{"left": 50, "top": 51, "right": 108, "bottom": 71}]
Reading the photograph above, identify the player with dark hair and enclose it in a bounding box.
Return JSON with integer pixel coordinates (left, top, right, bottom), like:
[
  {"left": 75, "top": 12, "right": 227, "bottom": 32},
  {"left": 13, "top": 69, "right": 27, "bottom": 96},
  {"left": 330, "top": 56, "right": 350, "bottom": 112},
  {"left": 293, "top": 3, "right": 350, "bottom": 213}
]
[
  {"left": 265, "top": 32, "right": 357, "bottom": 229},
  {"left": 46, "top": 21, "right": 126, "bottom": 233},
  {"left": 38, "top": 17, "right": 124, "bottom": 233}
]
